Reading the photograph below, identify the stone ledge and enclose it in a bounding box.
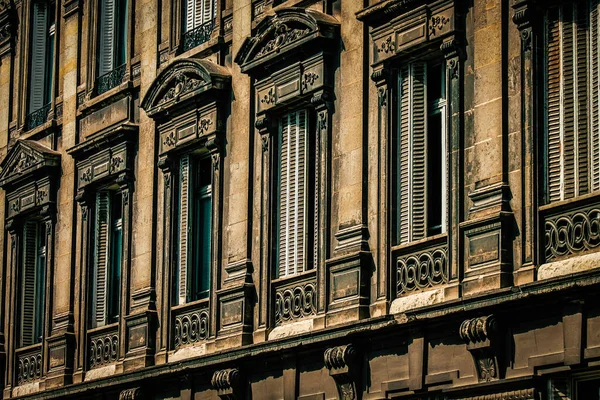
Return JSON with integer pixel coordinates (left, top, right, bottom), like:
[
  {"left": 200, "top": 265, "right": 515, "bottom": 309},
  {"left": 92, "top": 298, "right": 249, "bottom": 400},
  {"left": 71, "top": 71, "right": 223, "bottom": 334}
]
[
  {"left": 538, "top": 251, "right": 600, "bottom": 281},
  {"left": 268, "top": 319, "right": 314, "bottom": 340},
  {"left": 169, "top": 343, "right": 207, "bottom": 363},
  {"left": 84, "top": 364, "right": 116, "bottom": 382},
  {"left": 390, "top": 288, "right": 445, "bottom": 314},
  {"left": 12, "top": 381, "right": 40, "bottom": 398}
]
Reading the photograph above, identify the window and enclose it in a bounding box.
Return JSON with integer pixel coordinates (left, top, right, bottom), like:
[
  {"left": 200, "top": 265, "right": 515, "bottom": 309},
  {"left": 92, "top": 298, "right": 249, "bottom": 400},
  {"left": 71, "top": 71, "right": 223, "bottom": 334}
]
[
  {"left": 576, "top": 377, "right": 600, "bottom": 399},
  {"left": 97, "top": 0, "right": 128, "bottom": 95},
  {"left": 182, "top": 0, "right": 216, "bottom": 52},
  {"left": 276, "top": 110, "right": 315, "bottom": 278},
  {"left": 176, "top": 156, "right": 212, "bottom": 305},
  {"left": 394, "top": 61, "right": 447, "bottom": 244},
  {"left": 27, "top": 0, "right": 55, "bottom": 130},
  {"left": 545, "top": 1, "right": 600, "bottom": 203},
  {"left": 91, "top": 190, "right": 123, "bottom": 327},
  {"left": 19, "top": 220, "right": 47, "bottom": 347}
]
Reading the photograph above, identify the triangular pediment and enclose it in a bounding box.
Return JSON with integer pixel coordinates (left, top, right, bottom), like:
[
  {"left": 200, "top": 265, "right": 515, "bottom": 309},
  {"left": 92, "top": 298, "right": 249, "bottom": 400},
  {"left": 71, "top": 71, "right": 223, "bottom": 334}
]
[
  {"left": 0, "top": 140, "right": 60, "bottom": 188},
  {"left": 141, "top": 59, "right": 231, "bottom": 118},
  {"left": 235, "top": 8, "right": 339, "bottom": 74}
]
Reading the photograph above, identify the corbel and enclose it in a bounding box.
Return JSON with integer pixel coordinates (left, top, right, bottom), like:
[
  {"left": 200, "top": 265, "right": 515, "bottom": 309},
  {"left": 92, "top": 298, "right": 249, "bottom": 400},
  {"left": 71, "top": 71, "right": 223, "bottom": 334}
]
[
  {"left": 211, "top": 368, "right": 242, "bottom": 400},
  {"left": 324, "top": 344, "right": 360, "bottom": 400},
  {"left": 459, "top": 315, "right": 503, "bottom": 383},
  {"left": 119, "top": 387, "right": 142, "bottom": 400}
]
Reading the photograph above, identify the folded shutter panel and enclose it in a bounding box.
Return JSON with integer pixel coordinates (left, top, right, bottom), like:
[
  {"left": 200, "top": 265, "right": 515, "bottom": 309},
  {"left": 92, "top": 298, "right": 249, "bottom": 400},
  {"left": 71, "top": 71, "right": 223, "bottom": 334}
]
[
  {"left": 575, "top": 3, "right": 589, "bottom": 196},
  {"left": 29, "top": 1, "right": 48, "bottom": 114},
  {"left": 179, "top": 155, "right": 190, "bottom": 304},
  {"left": 21, "top": 222, "right": 39, "bottom": 347},
  {"left": 94, "top": 192, "right": 110, "bottom": 326},
  {"left": 410, "top": 62, "right": 427, "bottom": 241},
  {"left": 296, "top": 110, "right": 307, "bottom": 274},
  {"left": 99, "top": 0, "right": 115, "bottom": 77},
  {"left": 185, "top": 0, "right": 195, "bottom": 32},
  {"left": 592, "top": 0, "right": 600, "bottom": 192},
  {"left": 398, "top": 66, "right": 410, "bottom": 244},
  {"left": 278, "top": 114, "right": 290, "bottom": 277},
  {"left": 194, "top": 0, "right": 203, "bottom": 29},
  {"left": 202, "top": 0, "right": 213, "bottom": 24}
]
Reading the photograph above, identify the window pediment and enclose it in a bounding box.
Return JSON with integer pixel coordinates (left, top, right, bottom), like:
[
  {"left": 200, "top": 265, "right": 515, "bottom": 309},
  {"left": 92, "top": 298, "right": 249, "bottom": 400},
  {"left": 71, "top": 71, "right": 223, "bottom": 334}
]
[
  {"left": 141, "top": 59, "right": 231, "bottom": 119},
  {"left": 235, "top": 7, "right": 339, "bottom": 75},
  {"left": 0, "top": 140, "right": 60, "bottom": 189}
]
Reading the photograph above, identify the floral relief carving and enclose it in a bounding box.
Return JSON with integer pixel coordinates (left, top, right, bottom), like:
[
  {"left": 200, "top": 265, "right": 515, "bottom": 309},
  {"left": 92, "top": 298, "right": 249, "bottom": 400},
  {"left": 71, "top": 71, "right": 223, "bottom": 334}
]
[
  {"left": 80, "top": 167, "right": 92, "bottom": 183},
  {"left": 260, "top": 88, "right": 276, "bottom": 105},
  {"left": 163, "top": 131, "right": 176, "bottom": 147},
  {"left": 198, "top": 118, "right": 213, "bottom": 135},
  {"left": 10, "top": 199, "right": 19, "bottom": 213},
  {"left": 377, "top": 36, "right": 395, "bottom": 54},
  {"left": 429, "top": 15, "right": 450, "bottom": 37},
  {"left": 11, "top": 152, "right": 37, "bottom": 175},
  {"left": 36, "top": 190, "right": 47, "bottom": 204},
  {"left": 478, "top": 357, "right": 497, "bottom": 382},
  {"left": 302, "top": 72, "right": 319, "bottom": 91},
  {"left": 110, "top": 156, "right": 124, "bottom": 173},
  {"left": 255, "top": 23, "right": 311, "bottom": 58},
  {"left": 158, "top": 73, "right": 202, "bottom": 105}
]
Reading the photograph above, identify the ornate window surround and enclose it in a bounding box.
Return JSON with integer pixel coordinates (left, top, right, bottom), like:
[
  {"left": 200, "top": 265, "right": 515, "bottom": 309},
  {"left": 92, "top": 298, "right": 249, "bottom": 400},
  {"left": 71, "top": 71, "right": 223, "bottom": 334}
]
[
  {"left": 141, "top": 58, "right": 230, "bottom": 359},
  {"left": 0, "top": 140, "right": 61, "bottom": 390},
  {"left": 358, "top": 0, "right": 464, "bottom": 308},
  {"left": 235, "top": 7, "right": 339, "bottom": 333},
  {"left": 67, "top": 126, "right": 137, "bottom": 378}
]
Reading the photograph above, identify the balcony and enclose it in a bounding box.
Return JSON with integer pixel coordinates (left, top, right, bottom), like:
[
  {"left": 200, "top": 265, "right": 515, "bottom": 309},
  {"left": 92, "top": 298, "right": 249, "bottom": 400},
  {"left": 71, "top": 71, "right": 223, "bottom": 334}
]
[
  {"left": 172, "top": 300, "right": 210, "bottom": 350},
  {"left": 88, "top": 324, "right": 119, "bottom": 370},
  {"left": 96, "top": 64, "right": 127, "bottom": 96},
  {"left": 273, "top": 270, "right": 317, "bottom": 327},
  {"left": 15, "top": 344, "right": 43, "bottom": 386},
  {"left": 182, "top": 20, "right": 215, "bottom": 52},
  {"left": 25, "top": 103, "right": 51, "bottom": 131}
]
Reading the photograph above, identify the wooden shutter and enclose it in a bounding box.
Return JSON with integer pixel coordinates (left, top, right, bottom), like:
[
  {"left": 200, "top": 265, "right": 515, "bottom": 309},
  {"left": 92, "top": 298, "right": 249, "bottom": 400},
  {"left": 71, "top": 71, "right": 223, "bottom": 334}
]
[
  {"left": 99, "top": 0, "right": 116, "bottom": 77},
  {"left": 546, "top": 3, "right": 590, "bottom": 202},
  {"left": 194, "top": 0, "right": 203, "bottom": 28},
  {"left": 202, "top": 0, "right": 213, "bottom": 25},
  {"left": 21, "top": 221, "right": 39, "bottom": 347},
  {"left": 94, "top": 192, "right": 110, "bottom": 326},
  {"left": 592, "top": 0, "right": 600, "bottom": 191},
  {"left": 178, "top": 155, "right": 191, "bottom": 304},
  {"left": 185, "top": 0, "right": 195, "bottom": 32},
  {"left": 397, "top": 63, "right": 427, "bottom": 243},
  {"left": 278, "top": 111, "right": 308, "bottom": 277},
  {"left": 29, "top": 1, "right": 48, "bottom": 113}
]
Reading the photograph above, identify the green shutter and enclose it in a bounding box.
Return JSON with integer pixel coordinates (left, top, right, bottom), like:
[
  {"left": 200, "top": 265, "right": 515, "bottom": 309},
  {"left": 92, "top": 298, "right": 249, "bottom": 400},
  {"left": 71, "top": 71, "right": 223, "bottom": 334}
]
[
  {"left": 108, "top": 193, "right": 122, "bottom": 323},
  {"left": 21, "top": 222, "right": 39, "bottom": 347},
  {"left": 194, "top": 161, "right": 212, "bottom": 299},
  {"left": 99, "top": 0, "right": 115, "bottom": 76},
  {"left": 278, "top": 111, "right": 308, "bottom": 277},
  {"left": 29, "top": 1, "right": 48, "bottom": 114},
  {"left": 179, "top": 155, "right": 190, "bottom": 304},
  {"left": 94, "top": 192, "right": 110, "bottom": 326}
]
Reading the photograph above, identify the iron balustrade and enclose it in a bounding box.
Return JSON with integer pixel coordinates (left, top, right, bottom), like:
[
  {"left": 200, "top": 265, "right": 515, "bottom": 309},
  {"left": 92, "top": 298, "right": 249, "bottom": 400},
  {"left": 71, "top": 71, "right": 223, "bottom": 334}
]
[
  {"left": 96, "top": 64, "right": 127, "bottom": 95},
  {"left": 182, "top": 20, "right": 215, "bottom": 52},
  {"left": 25, "top": 103, "right": 51, "bottom": 131}
]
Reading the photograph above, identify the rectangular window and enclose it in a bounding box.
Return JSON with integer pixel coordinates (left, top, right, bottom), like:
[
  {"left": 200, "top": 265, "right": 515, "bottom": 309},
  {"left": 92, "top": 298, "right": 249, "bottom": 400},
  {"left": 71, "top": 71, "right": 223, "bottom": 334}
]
[
  {"left": 97, "top": 0, "right": 128, "bottom": 94},
  {"left": 27, "top": 1, "right": 56, "bottom": 128},
  {"left": 91, "top": 190, "right": 122, "bottom": 327},
  {"left": 276, "top": 110, "right": 315, "bottom": 278},
  {"left": 182, "top": 0, "right": 216, "bottom": 51},
  {"left": 20, "top": 221, "right": 46, "bottom": 347},
  {"left": 176, "top": 156, "right": 212, "bottom": 305},
  {"left": 545, "top": 1, "right": 600, "bottom": 203},
  {"left": 395, "top": 61, "right": 447, "bottom": 244}
]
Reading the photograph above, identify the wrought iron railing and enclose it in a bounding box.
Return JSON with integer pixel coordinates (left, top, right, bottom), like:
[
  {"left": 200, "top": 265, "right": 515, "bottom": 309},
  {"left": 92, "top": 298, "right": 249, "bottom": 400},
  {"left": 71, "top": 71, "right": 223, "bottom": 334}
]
[
  {"left": 25, "top": 103, "right": 51, "bottom": 131},
  {"left": 182, "top": 20, "right": 215, "bottom": 52},
  {"left": 273, "top": 271, "right": 317, "bottom": 326},
  {"left": 88, "top": 324, "right": 119, "bottom": 370},
  {"left": 15, "top": 344, "right": 43, "bottom": 386},
  {"left": 542, "top": 194, "right": 600, "bottom": 263},
  {"left": 393, "top": 236, "right": 448, "bottom": 297},
  {"left": 96, "top": 64, "right": 127, "bottom": 95},
  {"left": 172, "top": 301, "right": 210, "bottom": 350}
]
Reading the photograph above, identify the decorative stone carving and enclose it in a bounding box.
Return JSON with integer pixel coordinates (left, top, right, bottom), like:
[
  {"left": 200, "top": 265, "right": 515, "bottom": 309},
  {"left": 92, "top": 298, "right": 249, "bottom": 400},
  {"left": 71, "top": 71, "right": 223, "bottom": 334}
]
[
  {"left": 198, "top": 118, "right": 213, "bottom": 135},
  {"left": 396, "top": 242, "right": 448, "bottom": 295},
  {"left": 158, "top": 73, "right": 202, "bottom": 105},
  {"left": 256, "top": 24, "right": 310, "bottom": 58},
  {"left": 458, "top": 388, "right": 536, "bottom": 400},
  {"left": 302, "top": 72, "right": 319, "bottom": 91},
  {"left": 377, "top": 36, "right": 395, "bottom": 54},
  {"left": 211, "top": 368, "right": 242, "bottom": 400},
  {"left": 324, "top": 344, "right": 360, "bottom": 400},
  {"left": 173, "top": 308, "right": 209, "bottom": 349},
  {"left": 429, "top": 14, "right": 451, "bottom": 37},
  {"left": 459, "top": 315, "right": 502, "bottom": 383},
  {"left": 16, "top": 349, "right": 42, "bottom": 385},
  {"left": 89, "top": 331, "right": 119, "bottom": 369},
  {"left": 544, "top": 205, "right": 600, "bottom": 262},
  {"left": 274, "top": 281, "right": 317, "bottom": 326},
  {"left": 260, "top": 88, "right": 276, "bottom": 105},
  {"left": 119, "top": 387, "right": 142, "bottom": 400}
]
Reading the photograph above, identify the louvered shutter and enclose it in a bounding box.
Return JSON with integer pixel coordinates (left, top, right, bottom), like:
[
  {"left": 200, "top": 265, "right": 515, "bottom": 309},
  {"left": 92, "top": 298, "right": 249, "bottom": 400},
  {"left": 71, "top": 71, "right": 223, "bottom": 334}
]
[
  {"left": 592, "top": 0, "right": 600, "bottom": 191},
  {"left": 397, "top": 63, "right": 427, "bottom": 243},
  {"left": 94, "top": 192, "right": 110, "bottom": 326},
  {"left": 185, "top": 0, "right": 195, "bottom": 32},
  {"left": 202, "top": 0, "right": 213, "bottom": 25},
  {"left": 194, "top": 0, "right": 203, "bottom": 28},
  {"left": 178, "top": 155, "right": 191, "bottom": 304},
  {"left": 278, "top": 111, "right": 308, "bottom": 277},
  {"left": 99, "top": 0, "right": 116, "bottom": 77},
  {"left": 29, "top": 1, "right": 48, "bottom": 114},
  {"left": 21, "top": 222, "right": 39, "bottom": 347},
  {"left": 546, "top": 3, "right": 590, "bottom": 202}
]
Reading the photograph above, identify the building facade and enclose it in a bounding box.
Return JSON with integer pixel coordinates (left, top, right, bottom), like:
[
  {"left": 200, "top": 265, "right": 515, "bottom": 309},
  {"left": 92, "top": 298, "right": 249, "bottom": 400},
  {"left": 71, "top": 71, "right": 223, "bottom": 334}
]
[{"left": 0, "top": 0, "right": 598, "bottom": 399}]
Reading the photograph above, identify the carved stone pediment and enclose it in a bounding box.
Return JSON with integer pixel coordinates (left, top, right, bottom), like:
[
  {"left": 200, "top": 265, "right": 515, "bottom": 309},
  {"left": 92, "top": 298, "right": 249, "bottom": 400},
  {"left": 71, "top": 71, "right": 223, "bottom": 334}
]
[
  {"left": 141, "top": 59, "right": 231, "bottom": 119},
  {"left": 0, "top": 140, "right": 60, "bottom": 189},
  {"left": 235, "top": 7, "right": 339, "bottom": 74}
]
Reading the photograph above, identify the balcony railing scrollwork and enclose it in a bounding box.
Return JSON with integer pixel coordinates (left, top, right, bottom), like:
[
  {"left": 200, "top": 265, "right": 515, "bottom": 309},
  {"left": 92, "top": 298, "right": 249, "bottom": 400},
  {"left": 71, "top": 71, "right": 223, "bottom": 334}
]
[
  {"left": 273, "top": 272, "right": 317, "bottom": 326},
  {"left": 25, "top": 103, "right": 51, "bottom": 131},
  {"left": 542, "top": 194, "right": 600, "bottom": 262},
  {"left": 15, "top": 344, "right": 43, "bottom": 386},
  {"left": 96, "top": 64, "right": 127, "bottom": 95},
  {"left": 172, "top": 301, "right": 210, "bottom": 350},
  {"left": 182, "top": 20, "right": 215, "bottom": 52},
  {"left": 88, "top": 324, "right": 119, "bottom": 370},
  {"left": 394, "top": 236, "right": 448, "bottom": 297}
]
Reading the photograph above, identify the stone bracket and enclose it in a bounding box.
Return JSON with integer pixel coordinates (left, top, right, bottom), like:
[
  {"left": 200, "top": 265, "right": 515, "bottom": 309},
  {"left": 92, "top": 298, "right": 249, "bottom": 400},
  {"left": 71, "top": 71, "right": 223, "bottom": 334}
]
[
  {"left": 211, "top": 368, "right": 242, "bottom": 400},
  {"left": 460, "top": 315, "right": 504, "bottom": 383},
  {"left": 324, "top": 344, "right": 360, "bottom": 400},
  {"left": 119, "top": 387, "right": 142, "bottom": 400}
]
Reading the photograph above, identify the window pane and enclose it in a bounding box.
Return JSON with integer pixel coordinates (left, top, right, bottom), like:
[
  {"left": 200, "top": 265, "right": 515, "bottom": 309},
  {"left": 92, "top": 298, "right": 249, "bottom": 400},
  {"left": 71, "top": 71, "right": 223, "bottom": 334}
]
[
  {"left": 577, "top": 378, "right": 600, "bottom": 399},
  {"left": 108, "top": 192, "right": 122, "bottom": 323},
  {"left": 192, "top": 158, "right": 212, "bottom": 300},
  {"left": 34, "top": 222, "right": 46, "bottom": 344},
  {"left": 427, "top": 111, "right": 443, "bottom": 236}
]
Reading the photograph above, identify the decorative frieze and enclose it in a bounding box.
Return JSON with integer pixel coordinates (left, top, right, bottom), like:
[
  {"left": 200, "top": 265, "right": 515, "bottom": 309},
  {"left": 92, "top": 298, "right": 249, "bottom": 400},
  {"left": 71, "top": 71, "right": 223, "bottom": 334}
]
[
  {"left": 89, "top": 329, "right": 119, "bottom": 369},
  {"left": 16, "top": 347, "right": 42, "bottom": 385},
  {"left": 544, "top": 203, "right": 600, "bottom": 262},
  {"left": 396, "top": 241, "right": 448, "bottom": 296},
  {"left": 173, "top": 307, "right": 209, "bottom": 349},
  {"left": 324, "top": 344, "right": 360, "bottom": 400},
  {"left": 274, "top": 279, "right": 317, "bottom": 326}
]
